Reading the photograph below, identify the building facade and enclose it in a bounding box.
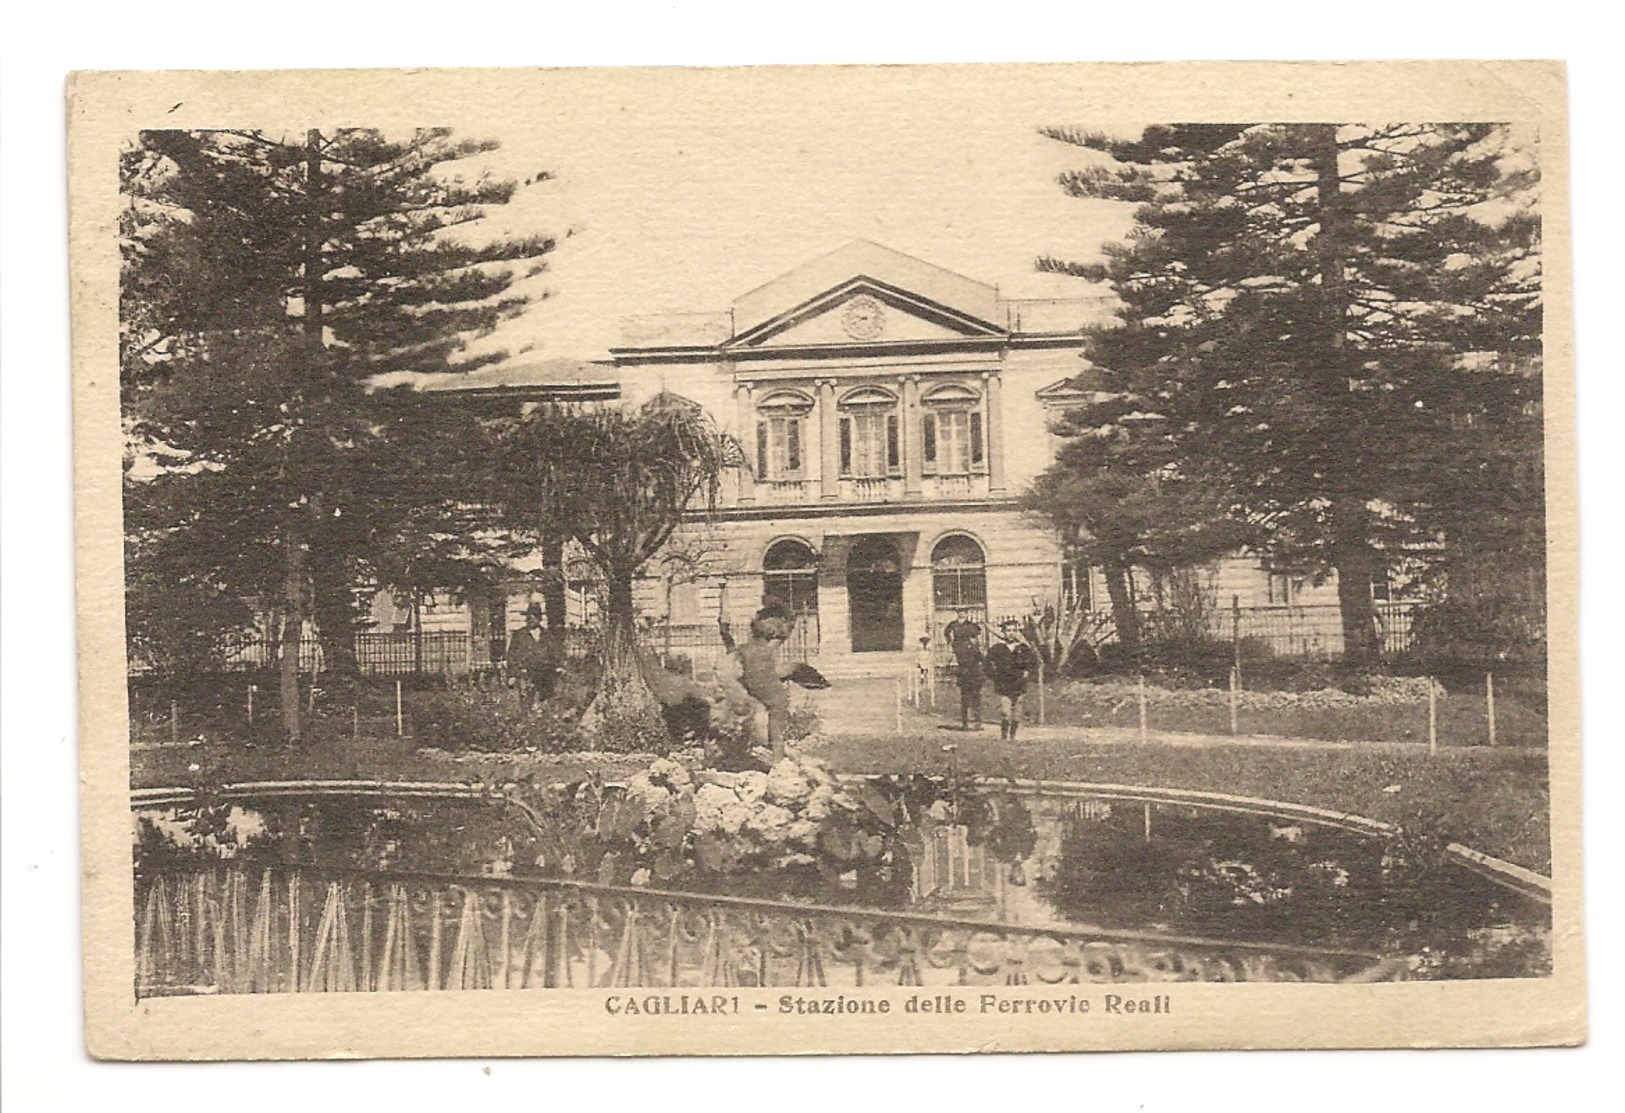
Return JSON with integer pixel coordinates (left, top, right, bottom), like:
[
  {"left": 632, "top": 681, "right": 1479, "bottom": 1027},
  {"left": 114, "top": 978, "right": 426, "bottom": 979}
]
[
  {"left": 351, "top": 242, "right": 1409, "bottom": 679},
  {"left": 604, "top": 241, "right": 1105, "bottom": 675}
]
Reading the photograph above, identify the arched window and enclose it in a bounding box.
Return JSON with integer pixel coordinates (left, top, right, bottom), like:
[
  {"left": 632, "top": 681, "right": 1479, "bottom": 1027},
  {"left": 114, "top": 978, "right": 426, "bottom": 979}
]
[
  {"left": 838, "top": 386, "right": 900, "bottom": 478},
  {"left": 921, "top": 382, "right": 984, "bottom": 476},
  {"left": 755, "top": 390, "right": 813, "bottom": 481},
  {"left": 762, "top": 538, "right": 819, "bottom": 616},
  {"left": 931, "top": 534, "right": 987, "bottom": 609}
]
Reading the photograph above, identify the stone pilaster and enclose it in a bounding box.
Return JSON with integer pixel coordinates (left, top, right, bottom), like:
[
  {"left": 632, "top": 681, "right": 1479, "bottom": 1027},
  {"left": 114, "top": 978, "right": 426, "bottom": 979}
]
[
  {"left": 818, "top": 378, "right": 839, "bottom": 500},
  {"left": 902, "top": 374, "right": 923, "bottom": 498},
  {"left": 735, "top": 382, "right": 756, "bottom": 504},
  {"left": 985, "top": 371, "right": 1006, "bottom": 494}
]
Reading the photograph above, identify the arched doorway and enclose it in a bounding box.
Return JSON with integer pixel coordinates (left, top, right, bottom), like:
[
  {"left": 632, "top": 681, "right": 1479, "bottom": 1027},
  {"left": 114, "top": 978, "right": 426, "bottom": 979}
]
[{"left": 847, "top": 535, "right": 904, "bottom": 652}]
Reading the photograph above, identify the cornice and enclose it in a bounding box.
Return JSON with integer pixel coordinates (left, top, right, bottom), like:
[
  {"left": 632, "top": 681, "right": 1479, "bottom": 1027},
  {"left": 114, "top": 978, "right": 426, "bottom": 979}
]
[{"left": 691, "top": 497, "right": 1025, "bottom": 523}]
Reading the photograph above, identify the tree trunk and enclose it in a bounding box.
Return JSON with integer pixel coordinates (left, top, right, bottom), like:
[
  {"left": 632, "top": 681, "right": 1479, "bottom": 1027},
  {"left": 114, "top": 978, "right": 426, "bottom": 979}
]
[
  {"left": 280, "top": 530, "right": 306, "bottom": 744},
  {"left": 541, "top": 533, "right": 567, "bottom": 632},
  {"left": 579, "top": 569, "right": 668, "bottom": 752},
  {"left": 1103, "top": 560, "right": 1141, "bottom": 657},
  {"left": 310, "top": 557, "right": 358, "bottom": 678},
  {"left": 413, "top": 591, "right": 425, "bottom": 675},
  {"left": 1310, "top": 124, "right": 1351, "bottom": 368},
  {"left": 1333, "top": 507, "right": 1381, "bottom": 667}
]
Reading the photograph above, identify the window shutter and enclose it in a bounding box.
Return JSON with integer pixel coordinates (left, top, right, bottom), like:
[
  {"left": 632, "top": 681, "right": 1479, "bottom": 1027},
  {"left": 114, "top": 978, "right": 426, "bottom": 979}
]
[
  {"left": 886, "top": 414, "right": 900, "bottom": 471},
  {"left": 756, "top": 421, "right": 769, "bottom": 478},
  {"left": 970, "top": 410, "right": 984, "bottom": 465},
  {"left": 787, "top": 417, "right": 802, "bottom": 473},
  {"left": 839, "top": 417, "right": 852, "bottom": 475},
  {"left": 922, "top": 413, "right": 937, "bottom": 470}
]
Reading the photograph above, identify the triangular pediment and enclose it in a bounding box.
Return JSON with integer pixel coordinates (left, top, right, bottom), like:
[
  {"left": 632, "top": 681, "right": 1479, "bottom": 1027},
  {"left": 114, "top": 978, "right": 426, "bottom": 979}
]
[
  {"left": 727, "top": 241, "right": 1007, "bottom": 349},
  {"left": 1036, "top": 372, "right": 1108, "bottom": 407},
  {"left": 729, "top": 279, "right": 1006, "bottom": 349}
]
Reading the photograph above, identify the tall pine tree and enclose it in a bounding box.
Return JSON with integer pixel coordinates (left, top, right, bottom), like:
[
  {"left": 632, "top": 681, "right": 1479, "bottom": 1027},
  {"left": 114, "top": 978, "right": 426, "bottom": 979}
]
[
  {"left": 1038, "top": 124, "right": 1541, "bottom": 664},
  {"left": 122, "top": 128, "right": 553, "bottom": 740}
]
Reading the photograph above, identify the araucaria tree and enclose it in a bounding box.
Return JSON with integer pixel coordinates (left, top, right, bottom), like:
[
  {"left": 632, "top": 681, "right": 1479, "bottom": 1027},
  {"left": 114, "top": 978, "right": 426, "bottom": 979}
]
[
  {"left": 1025, "top": 391, "right": 1251, "bottom": 656},
  {"left": 496, "top": 394, "right": 743, "bottom": 750},
  {"left": 1039, "top": 124, "right": 1541, "bottom": 664},
  {"left": 121, "top": 128, "right": 553, "bottom": 741}
]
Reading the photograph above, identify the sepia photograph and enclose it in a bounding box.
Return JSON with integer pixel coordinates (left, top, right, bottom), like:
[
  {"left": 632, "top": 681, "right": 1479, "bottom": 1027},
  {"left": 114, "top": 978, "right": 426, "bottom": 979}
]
[{"left": 66, "top": 60, "right": 1582, "bottom": 1058}]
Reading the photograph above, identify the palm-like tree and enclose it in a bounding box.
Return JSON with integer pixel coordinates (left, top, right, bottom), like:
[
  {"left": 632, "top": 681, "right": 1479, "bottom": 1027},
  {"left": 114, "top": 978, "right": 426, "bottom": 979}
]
[{"left": 498, "top": 392, "right": 744, "bottom": 748}]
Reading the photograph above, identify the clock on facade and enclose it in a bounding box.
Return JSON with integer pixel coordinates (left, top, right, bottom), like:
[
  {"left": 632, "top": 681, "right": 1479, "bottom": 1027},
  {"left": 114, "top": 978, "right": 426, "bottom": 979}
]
[{"left": 840, "top": 294, "right": 886, "bottom": 340}]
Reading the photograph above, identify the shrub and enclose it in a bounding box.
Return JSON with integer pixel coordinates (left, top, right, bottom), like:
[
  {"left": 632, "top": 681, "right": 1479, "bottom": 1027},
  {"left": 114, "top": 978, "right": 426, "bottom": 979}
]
[{"left": 409, "top": 668, "right": 592, "bottom": 753}]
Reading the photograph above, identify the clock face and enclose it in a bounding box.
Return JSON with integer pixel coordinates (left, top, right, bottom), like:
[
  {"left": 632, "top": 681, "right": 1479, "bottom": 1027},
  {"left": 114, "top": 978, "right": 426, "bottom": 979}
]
[{"left": 841, "top": 294, "right": 886, "bottom": 340}]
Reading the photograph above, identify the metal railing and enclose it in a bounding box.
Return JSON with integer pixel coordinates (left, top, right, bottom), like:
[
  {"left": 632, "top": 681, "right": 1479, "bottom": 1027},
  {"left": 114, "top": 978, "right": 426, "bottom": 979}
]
[
  {"left": 132, "top": 631, "right": 499, "bottom": 678},
  {"left": 1205, "top": 601, "right": 1416, "bottom": 658},
  {"left": 134, "top": 864, "right": 1395, "bottom": 997},
  {"left": 651, "top": 616, "right": 818, "bottom": 675}
]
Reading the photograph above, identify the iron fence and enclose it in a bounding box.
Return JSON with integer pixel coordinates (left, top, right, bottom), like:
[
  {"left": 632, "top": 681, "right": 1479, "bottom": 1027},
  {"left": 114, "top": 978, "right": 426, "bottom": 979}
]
[
  {"left": 134, "top": 863, "right": 1395, "bottom": 997},
  {"left": 132, "top": 631, "right": 498, "bottom": 677},
  {"left": 1208, "top": 601, "right": 1416, "bottom": 659},
  {"left": 129, "top": 620, "right": 816, "bottom": 682},
  {"left": 1056, "top": 601, "right": 1415, "bottom": 660},
  {"left": 649, "top": 617, "right": 818, "bottom": 676}
]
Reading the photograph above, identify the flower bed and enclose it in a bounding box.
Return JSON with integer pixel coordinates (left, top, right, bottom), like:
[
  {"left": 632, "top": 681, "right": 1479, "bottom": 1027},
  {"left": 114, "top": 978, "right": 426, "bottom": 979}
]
[{"left": 1057, "top": 674, "right": 1439, "bottom": 712}]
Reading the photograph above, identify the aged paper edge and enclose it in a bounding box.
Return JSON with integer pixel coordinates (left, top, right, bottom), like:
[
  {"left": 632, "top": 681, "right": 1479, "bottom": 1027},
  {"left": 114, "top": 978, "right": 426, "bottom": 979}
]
[{"left": 69, "top": 59, "right": 1585, "bottom": 1059}]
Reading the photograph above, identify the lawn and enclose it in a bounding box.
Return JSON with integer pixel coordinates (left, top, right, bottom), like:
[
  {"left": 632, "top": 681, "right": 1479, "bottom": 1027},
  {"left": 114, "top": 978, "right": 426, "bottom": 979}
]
[{"left": 1036, "top": 676, "right": 1546, "bottom": 749}]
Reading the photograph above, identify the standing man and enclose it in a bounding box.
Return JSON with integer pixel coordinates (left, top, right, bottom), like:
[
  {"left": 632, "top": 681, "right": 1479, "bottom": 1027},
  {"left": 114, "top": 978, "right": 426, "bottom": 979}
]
[
  {"left": 506, "top": 602, "right": 563, "bottom": 704},
  {"left": 951, "top": 628, "right": 985, "bottom": 731},
  {"left": 944, "top": 608, "right": 982, "bottom": 659},
  {"left": 984, "top": 619, "right": 1039, "bottom": 741}
]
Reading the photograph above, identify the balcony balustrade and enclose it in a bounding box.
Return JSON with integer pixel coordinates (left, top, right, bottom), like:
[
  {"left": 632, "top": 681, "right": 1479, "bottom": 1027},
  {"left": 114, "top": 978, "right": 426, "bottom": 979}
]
[{"left": 761, "top": 478, "right": 811, "bottom": 504}]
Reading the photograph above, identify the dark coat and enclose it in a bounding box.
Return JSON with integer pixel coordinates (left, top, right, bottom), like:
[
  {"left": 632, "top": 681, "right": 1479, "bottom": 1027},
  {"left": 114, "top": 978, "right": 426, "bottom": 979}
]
[
  {"left": 984, "top": 640, "right": 1038, "bottom": 696},
  {"left": 952, "top": 641, "right": 985, "bottom": 689},
  {"left": 506, "top": 626, "right": 562, "bottom": 679}
]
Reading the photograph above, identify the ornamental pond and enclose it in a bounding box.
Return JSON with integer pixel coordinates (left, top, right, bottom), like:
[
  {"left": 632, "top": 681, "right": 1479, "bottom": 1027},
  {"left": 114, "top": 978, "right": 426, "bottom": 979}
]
[{"left": 131, "top": 765, "right": 1551, "bottom": 996}]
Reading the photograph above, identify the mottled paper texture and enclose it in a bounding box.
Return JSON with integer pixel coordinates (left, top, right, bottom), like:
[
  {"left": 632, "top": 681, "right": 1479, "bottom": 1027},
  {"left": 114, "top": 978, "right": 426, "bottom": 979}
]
[{"left": 71, "top": 60, "right": 1583, "bottom": 1059}]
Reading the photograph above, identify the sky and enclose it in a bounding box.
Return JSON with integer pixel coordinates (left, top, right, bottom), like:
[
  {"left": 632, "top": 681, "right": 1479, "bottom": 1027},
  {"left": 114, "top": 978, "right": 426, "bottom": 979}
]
[{"left": 438, "top": 66, "right": 1142, "bottom": 366}]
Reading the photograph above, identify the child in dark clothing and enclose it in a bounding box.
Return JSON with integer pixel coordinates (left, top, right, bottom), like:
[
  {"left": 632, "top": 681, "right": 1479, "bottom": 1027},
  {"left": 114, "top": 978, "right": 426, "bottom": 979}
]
[{"left": 983, "top": 619, "right": 1039, "bottom": 741}]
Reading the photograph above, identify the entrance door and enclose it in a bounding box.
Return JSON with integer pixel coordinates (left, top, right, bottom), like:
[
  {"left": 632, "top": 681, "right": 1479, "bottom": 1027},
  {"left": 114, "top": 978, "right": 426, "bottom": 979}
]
[{"left": 847, "top": 535, "right": 905, "bottom": 652}]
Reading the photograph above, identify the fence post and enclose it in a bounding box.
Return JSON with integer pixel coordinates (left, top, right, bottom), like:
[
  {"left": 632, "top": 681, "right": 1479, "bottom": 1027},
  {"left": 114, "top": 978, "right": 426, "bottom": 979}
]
[
  {"left": 1228, "top": 667, "right": 1239, "bottom": 736},
  {"left": 247, "top": 684, "right": 255, "bottom": 723},
  {"left": 1231, "top": 594, "right": 1241, "bottom": 683},
  {"left": 170, "top": 700, "right": 179, "bottom": 745},
  {"left": 396, "top": 679, "right": 404, "bottom": 737},
  {"left": 1037, "top": 657, "right": 1046, "bottom": 726},
  {"left": 1427, "top": 678, "right": 1438, "bottom": 756},
  {"left": 1486, "top": 672, "right": 1497, "bottom": 747},
  {"left": 1138, "top": 674, "right": 1148, "bottom": 745},
  {"left": 352, "top": 706, "right": 360, "bottom": 742},
  {"left": 894, "top": 676, "right": 904, "bottom": 735}
]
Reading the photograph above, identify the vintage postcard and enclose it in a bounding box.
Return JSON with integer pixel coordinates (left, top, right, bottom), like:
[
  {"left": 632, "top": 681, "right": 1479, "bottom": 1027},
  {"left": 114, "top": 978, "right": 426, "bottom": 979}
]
[{"left": 70, "top": 60, "right": 1582, "bottom": 1059}]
